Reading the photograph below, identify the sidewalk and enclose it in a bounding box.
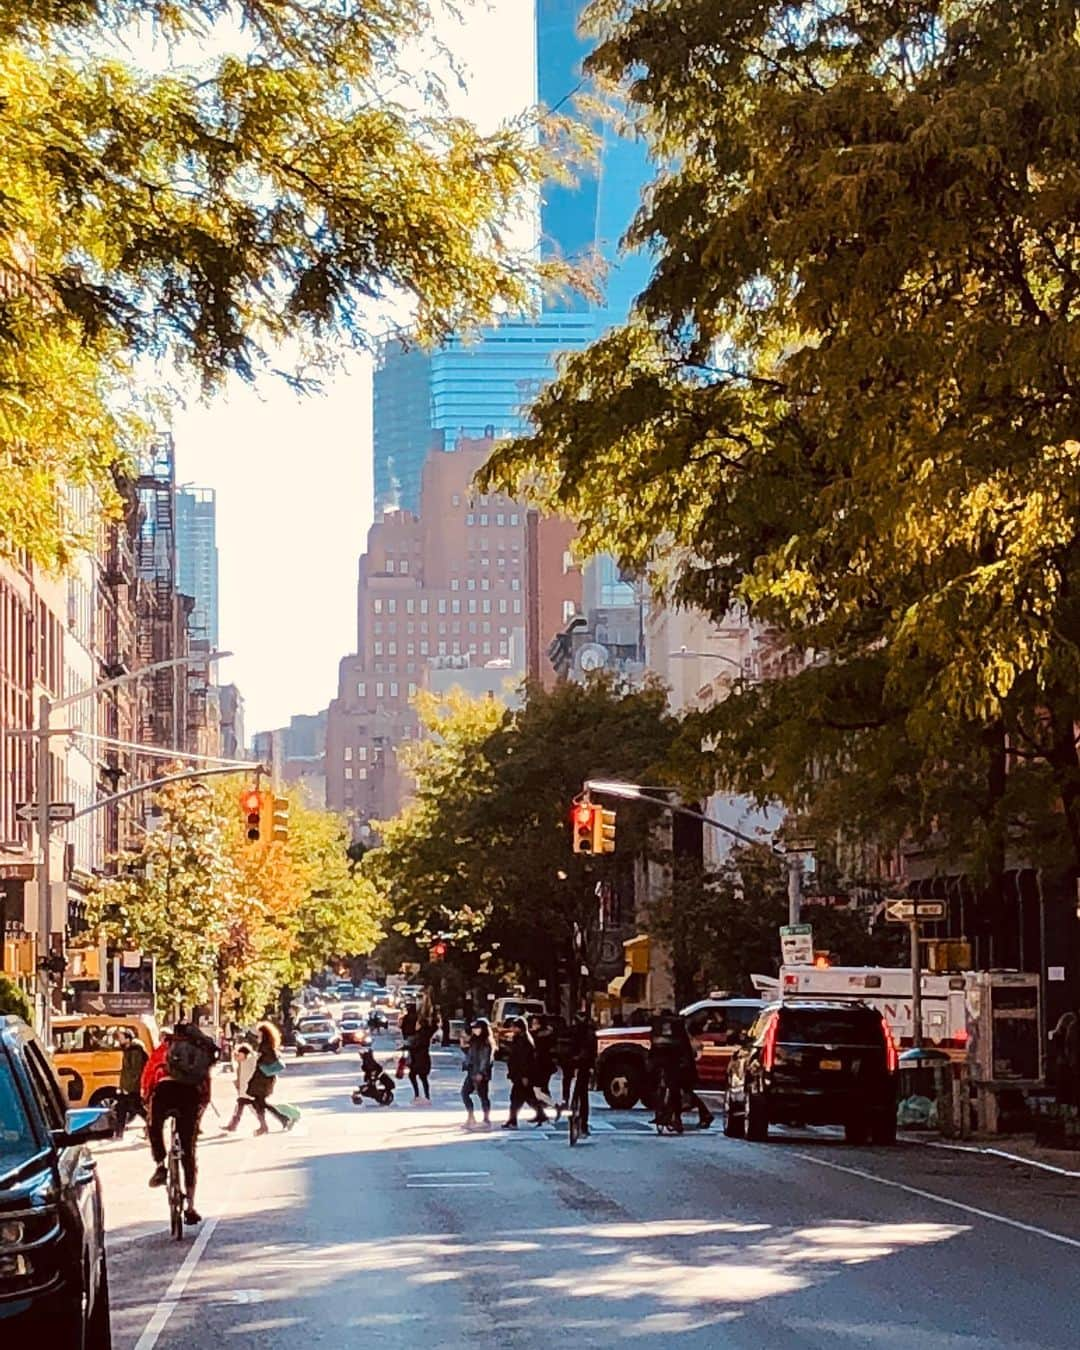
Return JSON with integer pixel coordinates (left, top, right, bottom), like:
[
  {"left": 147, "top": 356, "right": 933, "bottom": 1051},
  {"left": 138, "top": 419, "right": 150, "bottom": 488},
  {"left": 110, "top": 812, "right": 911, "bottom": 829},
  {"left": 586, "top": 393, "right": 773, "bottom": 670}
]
[{"left": 901, "top": 1129, "right": 1080, "bottom": 1177}]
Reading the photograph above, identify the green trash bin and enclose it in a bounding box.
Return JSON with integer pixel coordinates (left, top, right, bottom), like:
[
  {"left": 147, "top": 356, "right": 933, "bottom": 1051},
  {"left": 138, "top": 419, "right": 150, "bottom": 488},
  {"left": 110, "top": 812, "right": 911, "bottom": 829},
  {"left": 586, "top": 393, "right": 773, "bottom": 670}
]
[{"left": 898, "top": 1047, "right": 951, "bottom": 1129}]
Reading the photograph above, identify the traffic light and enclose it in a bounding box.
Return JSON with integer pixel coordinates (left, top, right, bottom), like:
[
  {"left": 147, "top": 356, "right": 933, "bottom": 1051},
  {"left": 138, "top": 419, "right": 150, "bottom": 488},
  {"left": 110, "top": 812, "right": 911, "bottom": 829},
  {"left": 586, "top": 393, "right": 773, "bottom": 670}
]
[
  {"left": 430, "top": 940, "right": 447, "bottom": 962},
  {"left": 242, "top": 788, "right": 263, "bottom": 842},
  {"left": 271, "top": 795, "right": 290, "bottom": 844},
  {"left": 594, "top": 807, "right": 617, "bottom": 854},
  {"left": 572, "top": 802, "right": 595, "bottom": 853}
]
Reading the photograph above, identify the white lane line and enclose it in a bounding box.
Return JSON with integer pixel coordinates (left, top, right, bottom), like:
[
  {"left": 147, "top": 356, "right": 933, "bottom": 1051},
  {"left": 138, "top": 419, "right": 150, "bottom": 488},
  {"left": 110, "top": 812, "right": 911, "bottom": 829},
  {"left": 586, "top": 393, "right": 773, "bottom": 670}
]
[
  {"left": 918, "top": 1138, "right": 1080, "bottom": 1179},
  {"left": 407, "top": 1171, "right": 491, "bottom": 1178},
  {"left": 406, "top": 1181, "right": 494, "bottom": 1188},
  {"left": 796, "top": 1153, "right": 1080, "bottom": 1251},
  {"left": 133, "top": 1216, "right": 219, "bottom": 1350}
]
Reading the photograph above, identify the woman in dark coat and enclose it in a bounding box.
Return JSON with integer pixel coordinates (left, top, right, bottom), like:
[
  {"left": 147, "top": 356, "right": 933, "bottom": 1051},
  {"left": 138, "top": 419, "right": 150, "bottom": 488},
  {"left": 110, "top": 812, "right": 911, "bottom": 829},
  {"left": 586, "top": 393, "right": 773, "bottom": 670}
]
[{"left": 502, "top": 1019, "right": 556, "bottom": 1128}]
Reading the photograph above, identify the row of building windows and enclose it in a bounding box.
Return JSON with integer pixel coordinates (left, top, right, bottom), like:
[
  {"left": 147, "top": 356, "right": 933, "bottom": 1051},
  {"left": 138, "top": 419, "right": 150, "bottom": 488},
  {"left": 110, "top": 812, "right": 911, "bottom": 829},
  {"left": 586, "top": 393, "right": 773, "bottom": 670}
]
[
  {"left": 355, "top": 681, "right": 418, "bottom": 700},
  {"left": 464, "top": 513, "right": 519, "bottom": 528}
]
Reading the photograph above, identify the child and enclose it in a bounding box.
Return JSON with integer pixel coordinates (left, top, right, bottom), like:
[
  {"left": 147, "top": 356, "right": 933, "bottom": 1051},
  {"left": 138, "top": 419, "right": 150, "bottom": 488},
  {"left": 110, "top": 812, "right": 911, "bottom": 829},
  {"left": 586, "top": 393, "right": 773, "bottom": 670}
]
[{"left": 224, "top": 1042, "right": 258, "bottom": 1132}]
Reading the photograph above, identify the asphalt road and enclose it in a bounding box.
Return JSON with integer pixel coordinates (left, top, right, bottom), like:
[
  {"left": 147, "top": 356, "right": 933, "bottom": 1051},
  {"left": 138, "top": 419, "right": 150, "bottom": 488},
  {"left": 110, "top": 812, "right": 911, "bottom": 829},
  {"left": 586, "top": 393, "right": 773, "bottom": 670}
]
[{"left": 93, "top": 1039, "right": 1080, "bottom": 1348}]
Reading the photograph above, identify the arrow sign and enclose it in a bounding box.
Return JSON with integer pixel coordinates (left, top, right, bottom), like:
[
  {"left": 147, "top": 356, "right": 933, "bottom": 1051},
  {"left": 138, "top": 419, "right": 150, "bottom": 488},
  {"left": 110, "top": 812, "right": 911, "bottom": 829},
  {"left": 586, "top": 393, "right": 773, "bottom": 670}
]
[
  {"left": 885, "top": 899, "right": 947, "bottom": 923},
  {"left": 14, "top": 801, "right": 75, "bottom": 824}
]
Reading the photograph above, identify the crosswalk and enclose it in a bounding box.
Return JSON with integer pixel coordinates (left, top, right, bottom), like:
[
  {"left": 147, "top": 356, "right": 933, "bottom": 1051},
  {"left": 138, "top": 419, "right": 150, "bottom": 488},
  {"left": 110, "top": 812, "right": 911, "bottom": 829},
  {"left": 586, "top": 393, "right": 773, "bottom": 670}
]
[{"left": 498, "top": 1114, "right": 717, "bottom": 1140}]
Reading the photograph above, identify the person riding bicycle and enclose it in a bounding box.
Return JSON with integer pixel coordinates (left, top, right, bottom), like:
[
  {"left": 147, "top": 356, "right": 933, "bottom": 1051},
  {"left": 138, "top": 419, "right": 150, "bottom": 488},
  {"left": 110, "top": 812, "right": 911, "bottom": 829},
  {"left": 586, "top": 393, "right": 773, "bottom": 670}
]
[
  {"left": 567, "top": 1009, "right": 598, "bottom": 1137},
  {"left": 647, "top": 1012, "right": 714, "bottom": 1131},
  {"left": 142, "top": 1022, "right": 217, "bottom": 1225}
]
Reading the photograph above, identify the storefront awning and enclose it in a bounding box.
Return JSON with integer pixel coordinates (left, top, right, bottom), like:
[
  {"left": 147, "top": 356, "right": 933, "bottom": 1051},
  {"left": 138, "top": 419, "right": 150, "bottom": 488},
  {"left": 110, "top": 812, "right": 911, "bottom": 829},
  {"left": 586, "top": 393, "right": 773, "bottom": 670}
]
[
  {"left": 622, "top": 934, "right": 651, "bottom": 975},
  {"left": 607, "top": 971, "right": 646, "bottom": 1002}
]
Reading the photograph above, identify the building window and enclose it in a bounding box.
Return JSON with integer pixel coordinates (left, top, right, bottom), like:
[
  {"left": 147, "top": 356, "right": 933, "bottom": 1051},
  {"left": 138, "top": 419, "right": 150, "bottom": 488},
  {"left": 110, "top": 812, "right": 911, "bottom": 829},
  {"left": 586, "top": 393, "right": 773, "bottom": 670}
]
[
  {"left": 467, "top": 578, "right": 476, "bottom": 591},
  {"left": 480, "top": 578, "right": 489, "bottom": 591},
  {"left": 450, "top": 578, "right": 459, "bottom": 591},
  {"left": 344, "top": 746, "right": 352, "bottom": 760},
  {"left": 374, "top": 621, "right": 382, "bottom": 635},
  {"left": 406, "top": 598, "right": 415, "bottom": 613},
  {"left": 357, "top": 681, "right": 366, "bottom": 697},
  {"left": 469, "top": 642, "right": 477, "bottom": 653},
  {"left": 510, "top": 513, "right": 519, "bottom": 526},
  {"left": 498, "top": 598, "right": 508, "bottom": 613},
  {"left": 374, "top": 641, "right": 383, "bottom": 655},
  {"left": 420, "top": 642, "right": 429, "bottom": 655},
  {"left": 420, "top": 599, "right": 429, "bottom": 614},
  {"left": 358, "top": 746, "right": 367, "bottom": 761},
  {"left": 468, "top": 598, "right": 477, "bottom": 614},
  {"left": 407, "top": 661, "right": 416, "bottom": 673},
  {"left": 388, "top": 641, "right": 397, "bottom": 655},
  {"left": 407, "top": 622, "right": 415, "bottom": 634},
  {"left": 482, "top": 599, "right": 491, "bottom": 614},
  {"left": 482, "top": 621, "right": 491, "bottom": 634},
  {"left": 390, "top": 682, "right": 399, "bottom": 697},
  {"left": 451, "top": 599, "right": 461, "bottom": 613},
  {"left": 452, "top": 641, "right": 461, "bottom": 654},
  {"left": 496, "top": 513, "right": 504, "bottom": 526},
  {"left": 452, "top": 621, "right": 460, "bottom": 633},
  {"left": 497, "top": 556, "right": 506, "bottom": 567},
  {"left": 373, "top": 599, "right": 382, "bottom": 614},
  {"left": 452, "top": 493, "right": 461, "bottom": 506},
  {"left": 480, "top": 514, "right": 488, "bottom": 527},
  {"left": 563, "top": 599, "right": 576, "bottom": 623},
  {"left": 438, "top": 599, "right": 447, "bottom": 614},
  {"left": 481, "top": 555, "right": 489, "bottom": 567},
  {"left": 408, "top": 682, "right": 417, "bottom": 696},
  {"left": 400, "top": 559, "right": 409, "bottom": 574},
  {"left": 466, "top": 513, "right": 474, "bottom": 525},
  {"left": 511, "top": 578, "right": 520, "bottom": 591},
  {"left": 499, "top": 640, "right": 509, "bottom": 655},
  {"left": 387, "top": 599, "right": 396, "bottom": 614},
  {"left": 513, "top": 598, "right": 522, "bottom": 613},
  {"left": 407, "top": 642, "right": 415, "bottom": 655},
  {"left": 386, "top": 558, "right": 395, "bottom": 573},
  {"left": 345, "top": 767, "right": 352, "bottom": 780},
  {"left": 438, "top": 641, "right": 447, "bottom": 655},
  {"left": 376, "top": 681, "right": 385, "bottom": 697},
  {"left": 483, "top": 642, "right": 492, "bottom": 655},
  {"left": 358, "top": 767, "right": 367, "bottom": 780},
  {"left": 469, "top": 621, "right": 477, "bottom": 634}
]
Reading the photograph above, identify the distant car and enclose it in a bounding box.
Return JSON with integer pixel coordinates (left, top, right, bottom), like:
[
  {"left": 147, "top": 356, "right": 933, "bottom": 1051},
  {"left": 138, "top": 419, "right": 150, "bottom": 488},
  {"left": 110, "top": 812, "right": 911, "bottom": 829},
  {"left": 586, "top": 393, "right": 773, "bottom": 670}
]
[
  {"left": 595, "top": 998, "right": 765, "bottom": 1108},
  {"left": 0, "top": 1015, "right": 115, "bottom": 1343},
  {"left": 491, "top": 998, "right": 548, "bottom": 1058},
  {"left": 294, "top": 1017, "right": 343, "bottom": 1056},
  {"left": 338, "top": 1015, "right": 372, "bottom": 1048},
  {"left": 725, "top": 1000, "right": 899, "bottom": 1144},
  {"left": 51, "top": 1012, "right": 159, "bottom": 1111}
]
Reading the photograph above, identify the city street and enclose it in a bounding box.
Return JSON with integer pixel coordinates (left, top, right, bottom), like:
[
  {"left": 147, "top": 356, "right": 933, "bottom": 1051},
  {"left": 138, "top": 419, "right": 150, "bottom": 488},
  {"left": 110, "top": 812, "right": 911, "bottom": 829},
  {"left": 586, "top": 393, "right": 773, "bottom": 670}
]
[{"left": 95, "top": 1041, "right": 1080, "bottom": 1349}]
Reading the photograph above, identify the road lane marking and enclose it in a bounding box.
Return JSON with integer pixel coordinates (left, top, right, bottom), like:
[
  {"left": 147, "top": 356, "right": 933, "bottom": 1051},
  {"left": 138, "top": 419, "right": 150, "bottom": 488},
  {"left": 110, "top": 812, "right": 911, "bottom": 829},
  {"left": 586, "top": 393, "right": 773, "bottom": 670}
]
[
  {"left": 133, "top": 1216, "right": 219, "bottom": 1350},
  {"left": 407, "top": 1171, "right": 491, "bottom": 1178},
  {"left": 406, "top": 1181, "right": 494, "bottom": 1188},
  {"left": 919, "top": 1138, "right": 1080, "bottom": 1179},
  {"left": 796, "top": 1153, "right": 1080, "bottom": 1250}
]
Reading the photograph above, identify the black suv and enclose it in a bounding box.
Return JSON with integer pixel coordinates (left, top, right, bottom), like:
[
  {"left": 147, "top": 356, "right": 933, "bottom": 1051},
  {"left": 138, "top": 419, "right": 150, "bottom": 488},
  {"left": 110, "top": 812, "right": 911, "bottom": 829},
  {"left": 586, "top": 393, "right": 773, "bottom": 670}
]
[
  {"left": 725, "top": 1000, "right": 898, "bottom": 1145},
  {"left": 0, "top": 1015, "right": 114, "bottom": 1345}
]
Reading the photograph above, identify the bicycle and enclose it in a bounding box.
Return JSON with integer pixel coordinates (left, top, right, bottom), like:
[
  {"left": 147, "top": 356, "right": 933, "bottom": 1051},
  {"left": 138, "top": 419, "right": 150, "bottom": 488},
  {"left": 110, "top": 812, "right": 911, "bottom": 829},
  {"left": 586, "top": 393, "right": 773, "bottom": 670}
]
[
  {"left": 165, "top": 1117, "right": 185, "bottom": 1240},
  {"left": 568, "top": 1071, "right": 585, "bottom": 1147},
  {"left": 653, "top": 1068, "right": 684, "bottom": 1136}
]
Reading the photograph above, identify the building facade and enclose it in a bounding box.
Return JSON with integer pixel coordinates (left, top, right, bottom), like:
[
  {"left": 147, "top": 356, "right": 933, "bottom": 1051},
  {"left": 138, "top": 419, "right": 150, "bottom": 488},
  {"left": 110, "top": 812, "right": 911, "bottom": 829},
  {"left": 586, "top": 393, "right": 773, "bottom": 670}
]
[{"left": 176, "top": 486, "right": 220, "bottom": 651}]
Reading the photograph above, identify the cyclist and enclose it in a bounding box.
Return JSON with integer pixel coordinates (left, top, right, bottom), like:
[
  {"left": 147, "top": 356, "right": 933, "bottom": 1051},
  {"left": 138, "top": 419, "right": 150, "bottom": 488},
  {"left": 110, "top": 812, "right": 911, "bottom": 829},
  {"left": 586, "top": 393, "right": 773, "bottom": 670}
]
[
  {"left": 142, "top": 1022, "right": 217, "bottom": 1225},
  {"left": 647, "top": 1012, "right": 714, "bottom": 1131},
  {"left": 567, "top": 1009, "right": 598, "bottom": 1137}
]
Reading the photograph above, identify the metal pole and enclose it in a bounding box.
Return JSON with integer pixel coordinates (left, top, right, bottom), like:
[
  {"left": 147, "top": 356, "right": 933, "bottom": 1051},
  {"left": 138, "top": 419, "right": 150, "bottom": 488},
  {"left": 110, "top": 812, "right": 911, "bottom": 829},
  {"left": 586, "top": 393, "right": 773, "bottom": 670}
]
[
  {"left": 787, "top": 855, "right": 803, "bottom": 927},
  {"left": 910, "top": 919, "right": 924, "bottom": 1050},
  {"left": 36, "top": 693, "right": 52, "bottom": 1045}
]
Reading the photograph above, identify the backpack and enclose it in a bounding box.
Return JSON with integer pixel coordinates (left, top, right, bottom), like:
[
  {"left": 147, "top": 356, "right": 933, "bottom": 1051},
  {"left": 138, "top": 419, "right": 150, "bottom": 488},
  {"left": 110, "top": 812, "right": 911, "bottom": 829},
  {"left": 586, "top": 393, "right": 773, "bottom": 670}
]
[{"left": 167, "top": 1023, "right": 219, "bottom": 1085}]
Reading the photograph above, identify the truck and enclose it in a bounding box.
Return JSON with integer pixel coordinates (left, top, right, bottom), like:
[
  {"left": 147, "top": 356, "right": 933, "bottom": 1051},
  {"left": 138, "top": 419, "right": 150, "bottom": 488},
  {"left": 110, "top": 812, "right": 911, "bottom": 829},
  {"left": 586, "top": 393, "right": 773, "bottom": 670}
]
[{"left": 593, "top": 998, "right": 765, "bottom": 1109}]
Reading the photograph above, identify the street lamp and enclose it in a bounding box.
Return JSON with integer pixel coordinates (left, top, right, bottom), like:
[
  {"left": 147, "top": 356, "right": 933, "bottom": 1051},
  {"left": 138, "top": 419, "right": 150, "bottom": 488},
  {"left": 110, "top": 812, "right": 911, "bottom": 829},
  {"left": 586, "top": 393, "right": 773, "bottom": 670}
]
[
  {"left": 669, "top": 646, "right": 751, "bottom": 675},
  {"left": 34, "top": 650, "right": 232, "bottom": 1042}
]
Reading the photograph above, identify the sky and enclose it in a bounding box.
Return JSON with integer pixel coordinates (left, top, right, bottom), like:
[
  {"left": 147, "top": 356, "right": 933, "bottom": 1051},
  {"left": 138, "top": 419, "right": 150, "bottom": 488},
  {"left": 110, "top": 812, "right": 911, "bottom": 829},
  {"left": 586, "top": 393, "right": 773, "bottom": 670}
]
[{"left": 171, "top": 1, "right": 537, "bottom": 737}]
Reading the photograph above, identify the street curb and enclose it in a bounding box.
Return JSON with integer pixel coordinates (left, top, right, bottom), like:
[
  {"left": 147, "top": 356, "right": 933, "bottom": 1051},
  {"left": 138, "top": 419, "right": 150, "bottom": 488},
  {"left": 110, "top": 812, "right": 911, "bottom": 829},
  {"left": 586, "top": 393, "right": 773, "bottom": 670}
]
[{"left": 902, "top": 1134, "right": 1080, "bottom": 1179}]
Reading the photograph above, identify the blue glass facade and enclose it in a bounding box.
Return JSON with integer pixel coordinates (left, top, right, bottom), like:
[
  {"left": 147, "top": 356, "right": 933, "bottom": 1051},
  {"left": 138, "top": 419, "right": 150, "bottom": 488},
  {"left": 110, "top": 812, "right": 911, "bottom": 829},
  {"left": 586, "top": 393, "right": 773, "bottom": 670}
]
[{"left": 371, "top": 0, "right": 653, "bottom": 514}]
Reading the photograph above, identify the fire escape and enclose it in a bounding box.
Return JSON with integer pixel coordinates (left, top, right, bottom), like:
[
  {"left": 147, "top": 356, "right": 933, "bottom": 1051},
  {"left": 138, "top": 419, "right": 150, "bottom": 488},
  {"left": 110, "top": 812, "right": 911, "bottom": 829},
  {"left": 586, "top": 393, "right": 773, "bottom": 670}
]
[{"left": 136, "top": 436, "right": 184, "bottom": 767}]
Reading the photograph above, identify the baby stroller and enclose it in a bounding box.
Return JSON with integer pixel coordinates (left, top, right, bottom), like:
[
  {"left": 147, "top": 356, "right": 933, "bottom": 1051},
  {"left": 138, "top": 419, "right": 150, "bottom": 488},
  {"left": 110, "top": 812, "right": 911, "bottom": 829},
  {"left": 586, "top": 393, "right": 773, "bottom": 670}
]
[{"left": 352, "top": 1047, "right": 395, "bottom": 1106}]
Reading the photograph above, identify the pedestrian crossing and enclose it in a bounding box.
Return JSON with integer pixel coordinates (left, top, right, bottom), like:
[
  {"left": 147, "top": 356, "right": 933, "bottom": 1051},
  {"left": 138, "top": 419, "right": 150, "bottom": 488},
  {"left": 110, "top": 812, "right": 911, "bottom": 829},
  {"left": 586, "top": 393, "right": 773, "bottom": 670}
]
[{"left": 498, "top": 1114, "right": 717, "bottom": 1140}]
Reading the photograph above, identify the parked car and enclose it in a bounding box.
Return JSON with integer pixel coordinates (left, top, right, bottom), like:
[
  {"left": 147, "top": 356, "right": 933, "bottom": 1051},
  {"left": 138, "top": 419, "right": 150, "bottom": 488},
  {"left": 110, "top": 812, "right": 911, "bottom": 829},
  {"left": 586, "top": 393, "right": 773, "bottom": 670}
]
[
  {"left": 50, "top": 1014, "right": 159, "bottom": 1112},
  {"left": 294, "top": 1017, "right": 343, "bottom": 1056},
  {"left": 595, "top": 998, "right": 764, "bottom": 1108},
  {"left": 0, "top": 1015, "right": 115, "bottom": 1344},
  {"left": 724, "top": 1000, "right": 899, "bottom": 1144}
]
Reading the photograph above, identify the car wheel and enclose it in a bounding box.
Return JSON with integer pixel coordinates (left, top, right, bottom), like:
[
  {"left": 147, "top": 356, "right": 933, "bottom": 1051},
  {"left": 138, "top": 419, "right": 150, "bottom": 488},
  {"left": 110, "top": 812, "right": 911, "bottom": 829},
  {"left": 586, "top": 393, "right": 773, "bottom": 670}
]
[
  {"left": 745, "top": 1089, "right": 769, "bottom": 1141},
  {"left": 599, "top": 1058, "right": 643, "bottom": 1110},
  {"left": 722, "top": 1091, "right": 744, "bottom": 1138},
  {"left": 87, "top": 1261, "right": 113, "bottom": 1350},
  {"left": 871, "top": 1111, "right": 897, "bottom": 1146},
  {"left": 88, "top": 1087, "right": 119, "bottom": 1111},
  {"left": 844, "top": 1115, "right": 871, "bottom": 1145}
]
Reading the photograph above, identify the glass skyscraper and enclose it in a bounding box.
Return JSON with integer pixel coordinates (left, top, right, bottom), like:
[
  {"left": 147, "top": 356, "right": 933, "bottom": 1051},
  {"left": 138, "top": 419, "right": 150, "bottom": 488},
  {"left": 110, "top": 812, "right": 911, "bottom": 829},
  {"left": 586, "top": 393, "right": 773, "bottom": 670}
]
[
  {"left": 370, "top": 0, "right": 653, "bottom": 517},
  {"left": 175, "top": 487, "right": 220, "bottom": 649}
]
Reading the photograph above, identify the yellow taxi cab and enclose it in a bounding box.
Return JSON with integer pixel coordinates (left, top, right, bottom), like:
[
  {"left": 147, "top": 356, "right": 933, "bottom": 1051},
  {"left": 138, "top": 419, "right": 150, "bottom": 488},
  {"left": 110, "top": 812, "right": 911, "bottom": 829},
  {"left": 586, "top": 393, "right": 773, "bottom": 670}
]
[{"left": 50, "top": 1013, "right": 160, "bottom": 1109}]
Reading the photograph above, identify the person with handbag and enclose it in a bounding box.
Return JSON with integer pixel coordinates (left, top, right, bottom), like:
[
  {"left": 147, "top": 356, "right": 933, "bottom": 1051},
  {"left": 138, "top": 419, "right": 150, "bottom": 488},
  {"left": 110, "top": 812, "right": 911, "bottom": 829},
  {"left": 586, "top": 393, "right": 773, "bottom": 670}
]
[
  {"left": 249, "top": 1022, "right": 294, "bottom": 1134},
  {"left": 461, "top": 1018, "right": 494, "bottom": 1129}
]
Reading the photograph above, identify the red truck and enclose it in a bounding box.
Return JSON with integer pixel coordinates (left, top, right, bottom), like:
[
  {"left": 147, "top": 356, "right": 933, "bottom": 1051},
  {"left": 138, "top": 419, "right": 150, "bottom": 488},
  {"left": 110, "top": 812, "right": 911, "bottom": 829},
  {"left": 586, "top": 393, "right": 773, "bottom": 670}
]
[{"left": 594, "top": 998, "right": 765, "bottom": 1108}]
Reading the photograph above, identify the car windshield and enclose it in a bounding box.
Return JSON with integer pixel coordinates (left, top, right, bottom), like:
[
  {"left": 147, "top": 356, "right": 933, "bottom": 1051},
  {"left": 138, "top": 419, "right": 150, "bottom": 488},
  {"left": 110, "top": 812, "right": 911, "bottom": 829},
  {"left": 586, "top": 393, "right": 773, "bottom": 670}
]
[
  {"left": 0, "top": 1051, "right": 38, "bottom": 1173},
  {"left": 299, "top": 1020, "right": 332, "bottom": 1033},
  {"left": 779, "top": 1012, "right": 883, "bottom": 1045}
]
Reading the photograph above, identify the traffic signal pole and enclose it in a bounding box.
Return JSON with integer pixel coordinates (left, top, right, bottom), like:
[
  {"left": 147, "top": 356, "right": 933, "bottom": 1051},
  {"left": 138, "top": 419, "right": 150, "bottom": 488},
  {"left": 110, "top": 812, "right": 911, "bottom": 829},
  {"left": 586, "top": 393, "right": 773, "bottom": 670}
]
[
  {"left": 910, "top": 919, "right": 924, "bottom": 1050},
  {"left": 583, "top": 778, "right": 804, "bottom": 922}
]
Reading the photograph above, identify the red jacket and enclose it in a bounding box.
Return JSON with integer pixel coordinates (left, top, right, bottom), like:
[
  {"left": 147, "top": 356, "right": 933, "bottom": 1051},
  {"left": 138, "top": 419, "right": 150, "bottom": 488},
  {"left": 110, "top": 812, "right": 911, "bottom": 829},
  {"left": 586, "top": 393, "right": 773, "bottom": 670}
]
[{"left": 141, "top": 1037, "right": 212, "bottom": 1108}]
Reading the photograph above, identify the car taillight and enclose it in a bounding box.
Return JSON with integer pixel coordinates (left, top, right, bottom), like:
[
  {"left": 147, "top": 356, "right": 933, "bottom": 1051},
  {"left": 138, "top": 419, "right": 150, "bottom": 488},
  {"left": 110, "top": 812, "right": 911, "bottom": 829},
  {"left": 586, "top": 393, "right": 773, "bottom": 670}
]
[
  {"left": 883, "top": 1021, "right": 899, "bottom": 1073},
  {"left": 761, "top": 1016, "right": 779, "bottom": 1071}
]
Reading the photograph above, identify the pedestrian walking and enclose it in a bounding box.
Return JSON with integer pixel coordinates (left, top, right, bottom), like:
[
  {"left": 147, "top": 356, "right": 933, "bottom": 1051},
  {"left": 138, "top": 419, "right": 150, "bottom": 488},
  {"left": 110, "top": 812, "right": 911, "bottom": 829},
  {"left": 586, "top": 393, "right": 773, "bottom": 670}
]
[
  {"left": 461, "top": 1018, "right": 494, "bottom": 1129},
  {"left": 114, "top": 1027, "right": 149, "bottom": 1138},
  {"left": 249, "top": 1022, "right": 294, "bottom": 1133},
  {"left": 528, "top": 1013, "right": 557, "bottom": 1122},
  {"left": 502, "top": 1018, "right": 555, "bottom": 1128},
  {"left": 223, "top": 1043, "right": 259, "bottom": 1132},
  {"left": 408, "top": 999, "right": 434, "bottom": 1105}
]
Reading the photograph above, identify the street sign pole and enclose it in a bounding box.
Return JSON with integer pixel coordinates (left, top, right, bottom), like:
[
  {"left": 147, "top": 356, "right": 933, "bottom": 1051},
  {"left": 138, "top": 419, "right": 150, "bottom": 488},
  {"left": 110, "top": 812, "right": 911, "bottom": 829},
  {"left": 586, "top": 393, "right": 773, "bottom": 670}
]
[
  {"left": 910, "top": 919, "right": 923, "bottom": 1050},
  {"left": 787, "top": 853, "right": 803, "bottom": 927},
  {"left": 36, "top": 692, "right": 52, "bottom": 1047}
]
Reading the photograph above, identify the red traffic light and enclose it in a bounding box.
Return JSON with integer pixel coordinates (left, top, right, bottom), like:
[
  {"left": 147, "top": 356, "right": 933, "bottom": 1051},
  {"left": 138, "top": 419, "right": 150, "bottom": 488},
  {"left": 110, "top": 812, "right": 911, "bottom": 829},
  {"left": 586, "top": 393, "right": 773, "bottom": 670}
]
[
  {"left": 430, "top": 941, "right": 447, "bottom": 962},
  {"left": 574, "top": 804, "right": 592, "bottom": 827},
  {"left": 241, "top": 789, "right": 261, "bottom": 813}
]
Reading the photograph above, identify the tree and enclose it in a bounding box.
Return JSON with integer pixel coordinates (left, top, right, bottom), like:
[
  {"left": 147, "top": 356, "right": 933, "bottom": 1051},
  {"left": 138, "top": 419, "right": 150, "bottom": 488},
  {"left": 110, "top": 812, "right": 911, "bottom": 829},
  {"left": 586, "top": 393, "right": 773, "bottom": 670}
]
[
  {"left": 0, "top": 1, "right": 577, "bottom": 567},
  {"left": 365, "top": 676, "right": 682, "bottom": 1004},
  {"left": 89, "top": 775, "right": 384, "bottom": 1022},
  {"left": 0, "top": 974, "right": 32, "bottom": 1022},
  {"left": 481, "top": 0, "right": 1080, "bottom": 886}
]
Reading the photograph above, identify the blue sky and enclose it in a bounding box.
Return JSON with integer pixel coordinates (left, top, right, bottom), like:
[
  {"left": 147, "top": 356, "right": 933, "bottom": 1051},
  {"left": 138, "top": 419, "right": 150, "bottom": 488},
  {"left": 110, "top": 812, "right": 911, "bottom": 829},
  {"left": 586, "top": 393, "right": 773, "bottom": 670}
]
[{"left": 171, "top": 1, "right": 536, "bottom": 737}]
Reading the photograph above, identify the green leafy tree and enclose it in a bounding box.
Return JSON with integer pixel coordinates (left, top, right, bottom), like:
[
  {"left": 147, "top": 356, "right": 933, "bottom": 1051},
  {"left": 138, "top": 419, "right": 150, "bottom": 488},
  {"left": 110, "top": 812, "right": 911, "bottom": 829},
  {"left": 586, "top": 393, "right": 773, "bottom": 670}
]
[
  {"left": 481, "top": 1, "right": 1080, "bottom": 892},
  {"left": 0, "top": 0, "right": 578, "bottom": 567},
  {"left": 365, "top": 676, "right": 682, "bottom": 1004},
  {"left": 0, "top": 974, "right": 32, "bottom": 1022}
]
